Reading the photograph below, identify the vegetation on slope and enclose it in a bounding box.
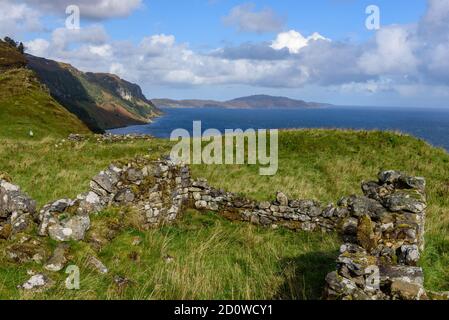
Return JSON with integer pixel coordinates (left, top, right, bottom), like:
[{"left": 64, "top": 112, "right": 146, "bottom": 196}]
[
  {"left": 0, "top": 62, "right": 90, "bottom": 140},
  {"left": 0, "top": 39, "right": 26, "bottom": 70},
  {"left": 0, "top": 130, "right": 448, "bottom": 299}
]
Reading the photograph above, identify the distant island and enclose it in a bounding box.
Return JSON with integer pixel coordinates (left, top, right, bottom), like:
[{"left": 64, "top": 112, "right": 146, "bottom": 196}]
[{"left": 152, "top": 95, "right": 333, "bottom": 109}]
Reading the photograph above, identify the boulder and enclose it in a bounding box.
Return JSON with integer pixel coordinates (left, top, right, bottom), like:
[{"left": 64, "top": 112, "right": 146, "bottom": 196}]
[
  {"left": 347, "top": 196, "right": 387, "bottom": 220},
  {"left": 19, "top": 274, "right": 54, "bottom": 292},
  {"left": 382, "top": 191, "right": 426, "bottom": 213},
  {"left": 0, "top": 180, "right": 36, "bottom": 234},
  {"left": 276, "top": 192, "right": 289, "bottom": 206},
  {"left": 87, "top": 255, "right": 108, "bottom": 274},
  {"left": 398, "top": 245, "right": 420, "bottom": 266},
  {"left": 44, "top": 244, "right": 69, "bottom": 272},
  {"left": 48, "top": 215, "right": 90, "bottom": 242}
]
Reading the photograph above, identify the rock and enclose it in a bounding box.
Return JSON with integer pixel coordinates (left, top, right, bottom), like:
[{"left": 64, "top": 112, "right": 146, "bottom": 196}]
[
  {"left": 380, "top": 265, "right": 424, "bottom": 286},
  {"left": 163, "top": 255, "right": 175, "bottom": 264},
  {"left": 114, "top": 188, "right": 135, "bottom": 203},
  {"left": 398, "top": 245, "right": 420, "bottom": 266},
  {"left": 378, "top": 171, "right": 403, "bottom": 185},
  {"left": 0, "top": 180, "right": 36, "bottom": 234},
  {"left": 91, "top": 170, "right": 119, "bottom": 194},
  {"left": 44, "top": 244, "right": 69, "bottom": 272},
  {"left": 324, "top": 271, "right": 370, "bottom": 300},
  {"left": 132, "top": 237, "right": 142, "bottom": 246},
  {"left": 341, "top": 217, "right": 358, "bottom": 236},
  {"left": 78, "top": 192, "right": 103, "bottom": 213},
  {"left": 361, "top": 181, "right": 394, "bottom": 201},
  {"left": 19, "top": 274, "right": 54, "bottom": 292},
  {"left": 126, "top": 168, "right": 143, "bottom": 183},
  {"left": 195, "top": 201, "right": 207, "bottom": 210},
  {"left": 391, "top": 279, "right": 426, "bottom": 300},
  {"left": 378, "top": 171, "right": 426, "bottom": 193},
  {"left": 87, "top": 256, "right": 108, "bottom": 274},
  {"left": 48, "top": 215, "right": 90, "bottom": 242},
  {"left": 297, "top": 200, "right": 322, "bottom": 217},
  {"left": 258, "top": 201, "right": 271, "bottom": 210},
  {"left": 276, "top": 192, "right": 288, "bottom": 206},
  {"left": 37, "top": 199, "right": 72, "bottom": 236},
  {"left": 382, "top": 191, "right": 426, "bottom": 213},
  {"left": 347, "top": 196, "right": 387, "bottom": 220}
]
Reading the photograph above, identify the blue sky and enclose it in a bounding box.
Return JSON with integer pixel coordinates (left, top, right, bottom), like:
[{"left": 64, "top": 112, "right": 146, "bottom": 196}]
[
  {"left": 102, "top": 0, "right": 426, "bottom": 47},
  {"left": 2, "top": 0, "right": 449, "bottom": 107}
]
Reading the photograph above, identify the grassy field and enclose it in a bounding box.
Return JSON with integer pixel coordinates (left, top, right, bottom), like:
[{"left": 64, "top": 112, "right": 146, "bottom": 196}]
[{"left": 0, "top": 130, "right": 449, "bottom": 299}]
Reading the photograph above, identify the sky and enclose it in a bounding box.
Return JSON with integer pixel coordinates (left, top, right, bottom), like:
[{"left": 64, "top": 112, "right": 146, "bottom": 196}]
[{"left": 1, "top": 0, "right": 449, "bottom": 107}]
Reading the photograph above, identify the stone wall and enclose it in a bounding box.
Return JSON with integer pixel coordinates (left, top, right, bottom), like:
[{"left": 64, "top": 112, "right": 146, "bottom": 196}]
[
  {"left": 323, "top": 171, "right": 427, "bottom": 300},
  {"left": 0, "top": 156, "right": 436, "bottom": 299}
]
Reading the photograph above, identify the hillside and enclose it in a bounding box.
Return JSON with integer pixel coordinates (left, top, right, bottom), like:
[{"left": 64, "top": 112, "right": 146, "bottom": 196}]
[
  {"left": 153, "top": 95, "right": 332, "bottom": 109},
  {"left": 27, "top": 55, "right": 160, "bottom": 132},
  {"left": 0, "top": 40, "right": 90, "bottom": 139},
  {"left": 0, "top": 40, "right": 26, "bottom": 71}
]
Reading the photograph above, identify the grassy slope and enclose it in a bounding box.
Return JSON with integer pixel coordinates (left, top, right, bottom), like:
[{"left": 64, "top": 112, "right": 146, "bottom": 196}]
[
  {"left": 0, "top": 68, "right": 90, "bottom": 140},
  {"left": 0, "top": 130, "right": 448, "bottom": 299}
]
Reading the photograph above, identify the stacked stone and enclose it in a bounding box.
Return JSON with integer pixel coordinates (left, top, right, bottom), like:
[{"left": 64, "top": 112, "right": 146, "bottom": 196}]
[
  {"left": 190, "top": 182, "right": 342, "bottom": 233},
  {"left": 67, "top": 133, "right": 153, "bottom": 143},
  {"left": 139, "top": 159, "right": 191, "bottom": 227},
  {"left": 0, "top": 179, "right": 36, "bottom": 238},
  {"left": 324, "top": 170, "right": 428, "bottom": 300},
  {"left": 37, "top": 157, "right": 192, "bottom": 241},
  {"left": 244, "top": 193, "right": 342, "bottom": 232}
]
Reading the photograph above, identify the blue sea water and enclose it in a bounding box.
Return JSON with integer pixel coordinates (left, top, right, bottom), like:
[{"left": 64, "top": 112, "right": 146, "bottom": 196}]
[{"left": 108, "top": 107, "right": 449, "bottom": 151}]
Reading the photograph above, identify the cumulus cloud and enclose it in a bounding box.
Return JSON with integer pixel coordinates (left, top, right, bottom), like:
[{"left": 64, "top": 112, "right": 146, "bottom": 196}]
[
  {"left": 25, "top": 38, "right": 50, "bottom": 56},
  {"left": 22, "top": 0, "right": 142, "bottom": 20},
  {"left": 223, "top": 3, "right": 285, "bottom": 33},
  {"left": 0, "top": 0, "right": 43, "bottom": 38},
  {"left": 358, "top": 26, "right": 418, "bottom": 75},
  {"left": 271, "top": 30, "right": 330, "bottom": 54}
]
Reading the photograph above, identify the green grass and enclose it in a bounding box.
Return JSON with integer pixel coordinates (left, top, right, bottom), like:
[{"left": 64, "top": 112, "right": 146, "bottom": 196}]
[
  {"left": 0, "top": 68, "right": 90, "bottom": 140},
  {"left": 0, "top": 210, "right": 338, "bottom": 300},
  {"left": 191, "top": 129, "right": 449, "bottom": 292},
  {"left": 1, "top": 129, "right": 449, "bottom": 299}
]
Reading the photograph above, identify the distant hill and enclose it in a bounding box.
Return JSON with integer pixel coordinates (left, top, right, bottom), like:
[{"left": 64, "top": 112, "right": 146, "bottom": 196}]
[
  {"left": 0, "top": 40, "right": 90, "bottom": 139},
  {"left": 152, "top": 95, "right": 332, "bottom": 109},
  {"left": 27, "top": 55, "right": 161, "bottom": 132}
]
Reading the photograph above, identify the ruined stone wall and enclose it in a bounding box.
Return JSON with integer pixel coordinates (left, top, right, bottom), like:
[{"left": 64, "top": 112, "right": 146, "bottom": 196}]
[{"left": 0, "top": 156, "right": 434, "bottom": 299}]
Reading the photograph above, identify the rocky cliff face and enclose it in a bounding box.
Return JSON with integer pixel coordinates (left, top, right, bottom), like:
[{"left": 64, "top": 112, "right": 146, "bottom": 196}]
[{"left": 27, "top": 55, "right": 160, "bottom": 132}]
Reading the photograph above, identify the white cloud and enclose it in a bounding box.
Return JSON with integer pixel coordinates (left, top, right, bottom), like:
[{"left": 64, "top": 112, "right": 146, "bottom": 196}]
[
  {"left": 51, "top": 25, "right": 108, "bottom": 50},
  {"left": 25, "top": 38, "right": 50, "bottom": 56},
  {"left": 358, "top": 26, "right": 418, "bottom": 75},
  {"left": 271, "top": 30, "right": 330, "bottom": 54},
  {"left": 0, "top": 0, "right": 43, "bottom": 38},
  {"left": 223, "top": 3, "right": 285, "bottom": 33},
  {"left": 89, "top": 44, "right": 112, "bottom": 58}
]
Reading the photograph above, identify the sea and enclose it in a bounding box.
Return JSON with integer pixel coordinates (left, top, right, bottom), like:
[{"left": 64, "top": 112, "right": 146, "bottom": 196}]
[{"left": 108, "top": 106, "right": 449, "bottom": 151}]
